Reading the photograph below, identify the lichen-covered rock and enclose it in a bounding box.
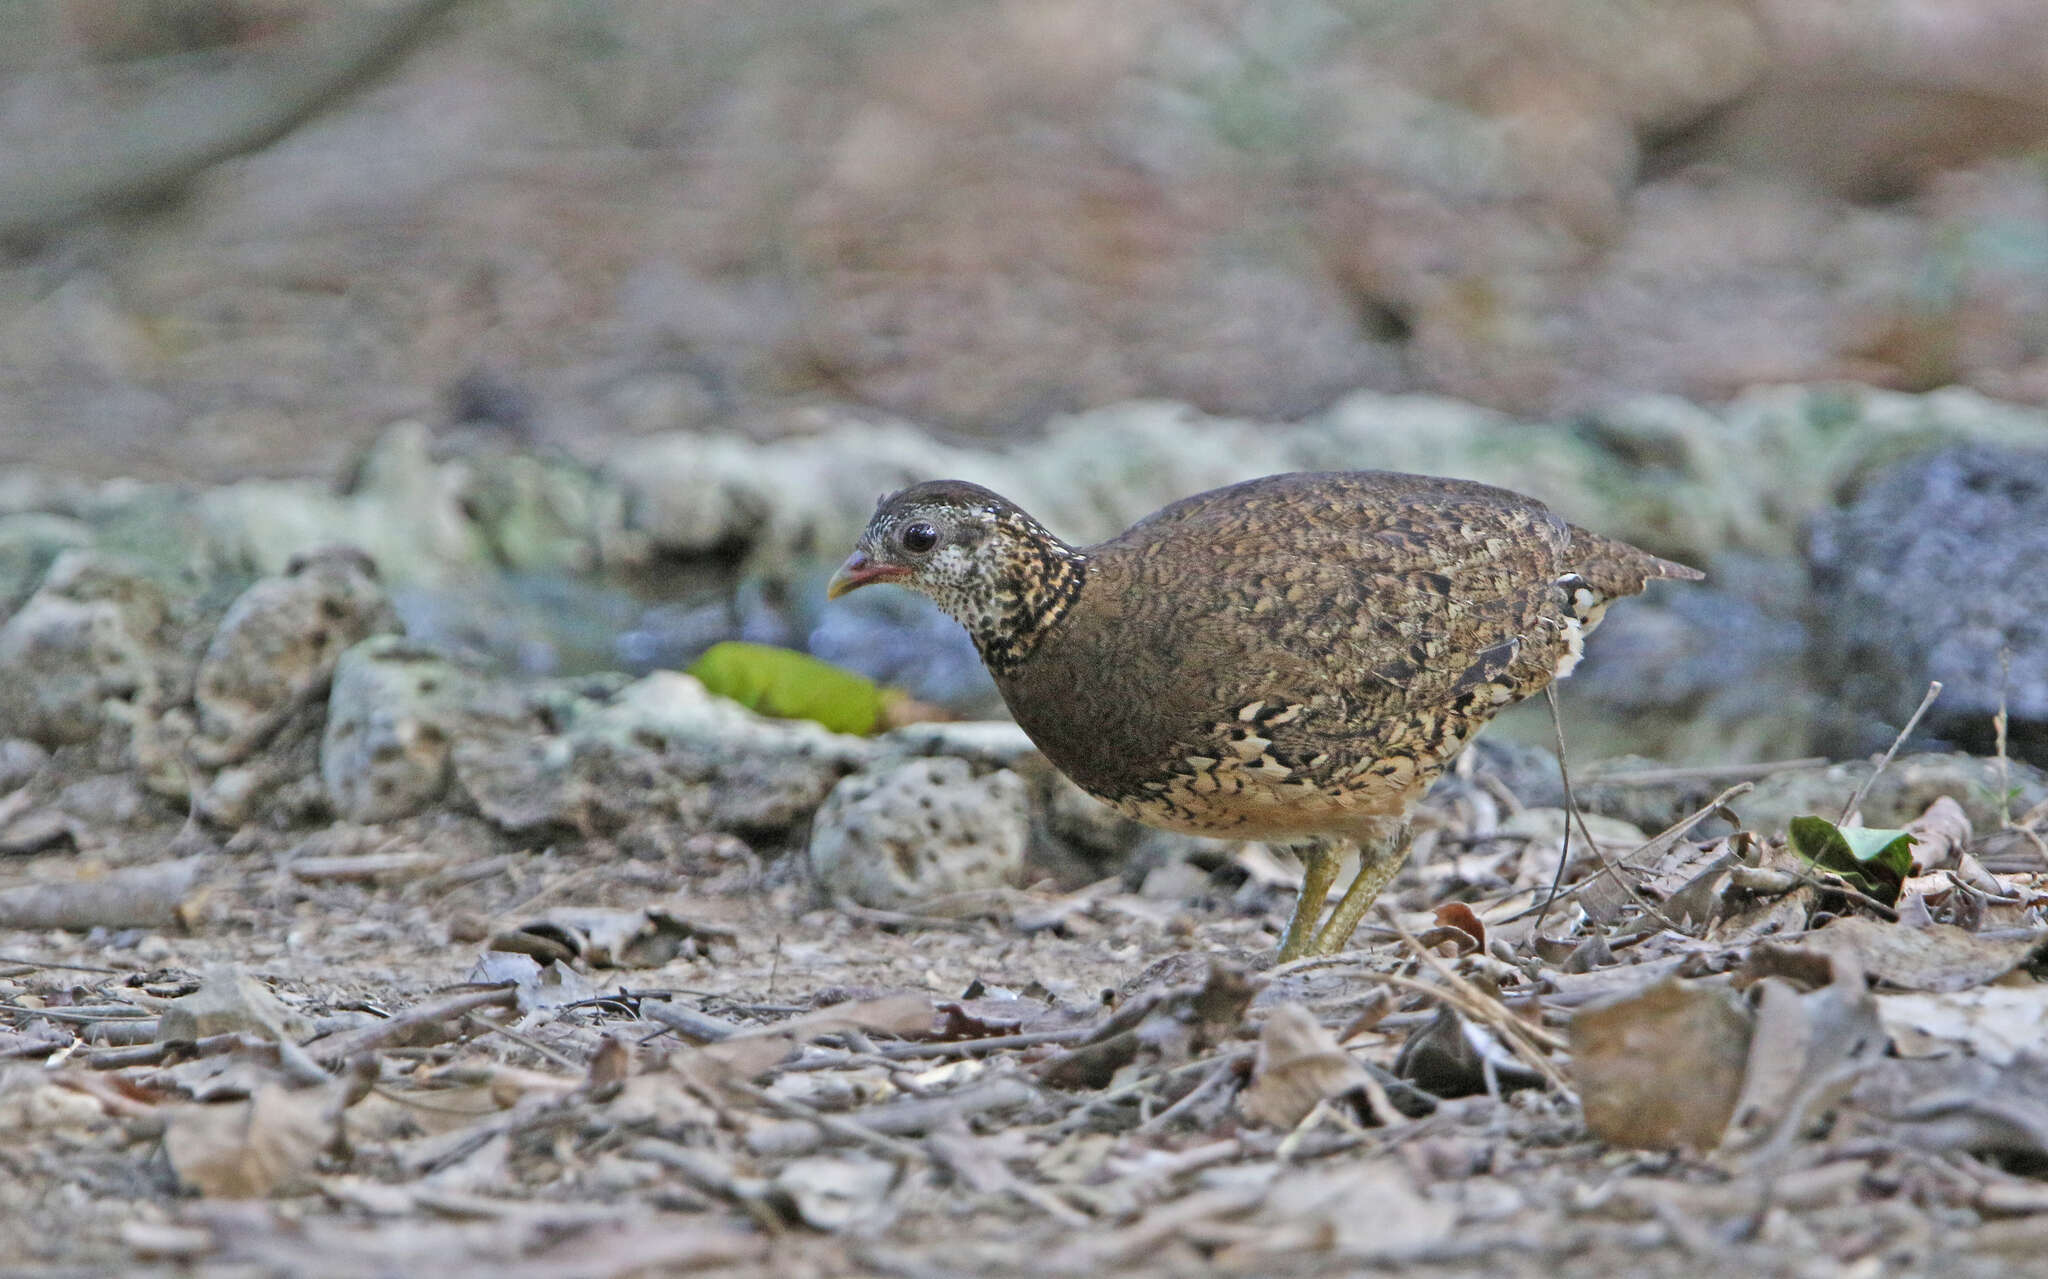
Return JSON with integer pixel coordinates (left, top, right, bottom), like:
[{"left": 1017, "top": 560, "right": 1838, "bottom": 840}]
[
  {"left": 1809, "top": 445, "right": 2048, "bottom": 762},
  {"left": 321, "top": 637, "right": 492, "bottom": 824},
  {"left": 612, "top": 386, "right": 2048, "bottom": 583},
  {"left": 195, "top": 421, "right": 626, "bottom": 589},
  {"left": 0, "top": 550, "right": 174, "bottom": 747},
  {"left": 0, "top": 513, "right": 93, "bottom": 614},
  {"left": 193, "top": 547, "right": 401, "bottom": 764},
  {"left": 453, "top": 670, "right": 869, "bottom": 836},
  {"left": 808, "top": 756, "right": 1029, "bottom": 908}
]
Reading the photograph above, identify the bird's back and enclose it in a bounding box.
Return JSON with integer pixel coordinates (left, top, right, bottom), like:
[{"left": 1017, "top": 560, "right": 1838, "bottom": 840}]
[{"left": 997, "top": 470, "right": 1694, "bottom": 837}]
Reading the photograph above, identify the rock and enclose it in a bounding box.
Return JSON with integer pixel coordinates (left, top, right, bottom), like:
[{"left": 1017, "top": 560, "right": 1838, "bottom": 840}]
[
  {"left": 0, "top": 739, "right": 49, "bottom": 792},
  {"left": 56, "top": 774, "right": 149, "bottom": 827},
  {"left": 193, "top": 547, "right": 401, "bottom": 763},
  {"left": 156, "top": 968, "right": 314, "bottom": 1045},
  {"left": 321, "top": 637, "right": 493, "bottom": 824},
  {"left": 873, "top": 721, "right": 1036, "bottom": 768},
  {"left": 1735, "top": 753, "right": 2048, "bottom": 838},
  {"left": 808, "top": 756, "right": 1029, "bottom": 908},
  {"left": 1541, "top": 553, "right": 1818, "bottom": 764},
  {"left": 193, "top": 420, "right": 634, "bottom": 590},
  {"left": 0, "top": 513, "right": 94, "bottom": 613},
  {"left": 453, "top": 671, "right": 868, "bottom": 837},
  {"left": 1809, "top": 445, "right": 2048, "bottom": 763},
  {"left": 0, "top": 550, "right": 175, "bottom": 748}
]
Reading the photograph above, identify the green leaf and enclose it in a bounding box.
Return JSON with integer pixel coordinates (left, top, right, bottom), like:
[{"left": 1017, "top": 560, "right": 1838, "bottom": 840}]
[
  {"left": 686, "top": 642, "right": 891, "bottom": 736},
  {"left": 1787, "top": 815, "right": 1917, "bottom": 905}
]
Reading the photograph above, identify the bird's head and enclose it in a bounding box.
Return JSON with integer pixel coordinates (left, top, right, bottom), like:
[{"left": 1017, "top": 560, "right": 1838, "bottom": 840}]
[{"left": 827, "top": 479, "right": 1085, "bottom": 673}]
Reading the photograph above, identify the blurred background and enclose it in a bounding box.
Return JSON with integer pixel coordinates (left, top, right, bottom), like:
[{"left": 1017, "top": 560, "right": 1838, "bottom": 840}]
[{"left": 0, "top": 0, "right": 2045, "bottom": 768}]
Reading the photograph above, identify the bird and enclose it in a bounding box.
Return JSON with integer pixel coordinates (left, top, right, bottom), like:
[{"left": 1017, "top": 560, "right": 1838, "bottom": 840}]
[{"left": 826, "top": 470, "right": 1701, "bottom": 960}]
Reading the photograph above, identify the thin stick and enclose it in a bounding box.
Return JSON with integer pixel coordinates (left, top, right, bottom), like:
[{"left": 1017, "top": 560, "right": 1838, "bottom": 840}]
[
  {"left": 1839, "top": 681, "right": 1941, "bottom": 824},
  {"left": 1136, "top": 1055, "right": 1241, "bottom": 1133},
  {"left": 465, "top": 1013, "right": 583, "bottom": 1073},
  {"left": 1370, "top": 970, "right": 1569, "bottom": 1053},
  {"left": 1533, "top": 685, "right": 1577, "bottom": 937},
  {"left": 1534, "top": 684, "right": 1668, "bottom": 935},
  {"left": 1997, "top": 649, "right": 2014, "bottom": 830},
  {"left": 1377, "top": 906, "right": 1570, "bottom": 1091},
  {"left": 724, "top": 1078, "right": 928, "bottom": 1163},
  {"left": 0, "top": 954, "right": 121, "bottom": 974},
  {"left": 304, "top": 985, "right": 519, "bottom": 1064},
  {"left": 1493, "top": 781, "right": 1754, "bottom": 925}
]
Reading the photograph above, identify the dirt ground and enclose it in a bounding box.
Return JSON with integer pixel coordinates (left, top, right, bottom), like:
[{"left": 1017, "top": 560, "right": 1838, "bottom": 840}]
[{"left": 3, "top": 739, "right": 2047, "bottom": 1279}]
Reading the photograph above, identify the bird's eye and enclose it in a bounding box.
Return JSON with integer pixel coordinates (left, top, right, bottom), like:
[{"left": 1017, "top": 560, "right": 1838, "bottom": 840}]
[{"left": 900, "top": 521, "right": 939, "bottom": 554}]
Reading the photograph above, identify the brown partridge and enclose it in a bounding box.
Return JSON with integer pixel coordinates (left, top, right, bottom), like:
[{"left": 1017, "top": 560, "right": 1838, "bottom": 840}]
[{"left": 827, "top": 471, "right": 1701, "bottom": 960}]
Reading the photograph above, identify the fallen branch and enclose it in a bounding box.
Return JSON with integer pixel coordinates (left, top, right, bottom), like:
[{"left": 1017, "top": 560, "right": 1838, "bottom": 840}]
[{"left": 303, "top": 985, "right": 517, "bottom": 1065}]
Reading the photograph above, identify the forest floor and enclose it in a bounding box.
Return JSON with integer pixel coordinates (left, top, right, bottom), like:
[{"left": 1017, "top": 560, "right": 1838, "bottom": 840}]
[{"left": 4, "top": 741, "right": 2048, "bottom": 1278}]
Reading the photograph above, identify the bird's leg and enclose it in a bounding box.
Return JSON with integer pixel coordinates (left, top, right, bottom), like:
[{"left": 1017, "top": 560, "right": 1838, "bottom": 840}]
[
  {"left": 1310, "top": 822, "right": 1415, "bottom": 956},
  {"left": 1276, "top": 836, "right": 1342, "bottom": 963}
]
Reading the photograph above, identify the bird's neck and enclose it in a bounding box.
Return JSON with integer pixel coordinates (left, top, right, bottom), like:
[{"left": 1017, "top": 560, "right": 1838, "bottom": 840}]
[{"left": 953, "top": 521, "right": 1088, "bottom": 676}]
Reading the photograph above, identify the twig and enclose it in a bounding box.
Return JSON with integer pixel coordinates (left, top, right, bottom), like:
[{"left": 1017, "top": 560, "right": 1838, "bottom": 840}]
[
  {"left": 1048, "top": 1048, "right": 1253, "bottom": 1136},
  {"left": 1494, "top": 781, "right": 1754, "bottom": 925},
  {"left": 1135, "top": 1055, "right": 1241, "bottom": 1132},
  {"left": 0, "top": 1003, "right": 153, "bottom": 1023},
  {"left": 1534, "top": 685, "right": 1580, "bottom": 936},
  {"left": 1369, "top": 971, "right": 1568, "bottom": 1053},
  {"left": 1996, "top": 649, "right": 2014, "bottom": 830},
  {"left": 464, "top": 1013, "right": 583, "bottom": 1072},
  {"left": 1531, "top": 685, "right": 1690, "bottom": 935},
  {"left": 1839, "top": 681, "right": 1941, "bottom": 824},
  {"left": 871, "top": 1026, "right": 1096, "bottom": 1060},
  {"left": 640, "top": 1001, "right": 741, "bottom": 1044},
  {"left": 0, "top": 955, "right": 121, "bottom": 974},
  {"left": 1377, "top": 906, "right": 1570, "bottom": 1092},
  {"left": 724, "top": 1078, "right": 929, "bottom": 1163},
  {"left": 304, "top": 985, "right": 519, "bottom": 1064}
]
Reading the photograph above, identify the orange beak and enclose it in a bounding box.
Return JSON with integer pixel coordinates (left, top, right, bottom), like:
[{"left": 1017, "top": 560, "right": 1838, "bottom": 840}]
[{"left": 826, "top": 550, "right": 910, "bottom": 599}]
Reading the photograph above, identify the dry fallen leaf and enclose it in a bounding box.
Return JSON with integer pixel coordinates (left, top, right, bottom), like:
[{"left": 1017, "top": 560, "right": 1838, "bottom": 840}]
[
  {"left": 1876, "top": 984, "right": 2048, "bottom": 1064},
  {"left": 163, "top": 1082, "right": 339, "bottom": 1198},
  {"left": 1756, "top": 918, "right": 2047, "bottom": 993},
  {"left": 1239, "top": 1003, "right": 1368, "bottom": 1129},
  {"left": 1431, "top": 901, "right": 1487, "bottom": 953},
  {"left": 1571, "top": 978, "right": 1752, "bottom": 1152},
  {"left": 772, "top": 1154, "right": 898, "bottom": 1231}
]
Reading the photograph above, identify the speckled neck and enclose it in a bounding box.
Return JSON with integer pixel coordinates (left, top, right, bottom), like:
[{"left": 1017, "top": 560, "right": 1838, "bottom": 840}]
[{"left": 922, "top": 507, "right": 1087, "bottom": 676}]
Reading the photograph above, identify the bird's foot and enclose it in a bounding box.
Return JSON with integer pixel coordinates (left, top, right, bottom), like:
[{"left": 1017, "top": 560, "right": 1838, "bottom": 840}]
[
  {"left": 1275, "top": 840, "right": 1342, "bottom": 963},
  {"left": 1304, "top": 826, "right": 1415, "bottom": 956}
]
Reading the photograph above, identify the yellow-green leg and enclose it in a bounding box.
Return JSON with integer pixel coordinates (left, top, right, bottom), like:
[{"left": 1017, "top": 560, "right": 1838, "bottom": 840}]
[
  {"left": 1276, "top": 837, "right": 1342, "bottom": 962},
  {"left": 1310, "top": 824, "right": 1414, "bottom": 956}
]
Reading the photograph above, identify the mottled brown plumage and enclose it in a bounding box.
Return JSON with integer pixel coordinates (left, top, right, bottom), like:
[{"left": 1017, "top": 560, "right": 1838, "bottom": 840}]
[{"left": 828, "top": 470, "right": 1701, "bottom": 959}]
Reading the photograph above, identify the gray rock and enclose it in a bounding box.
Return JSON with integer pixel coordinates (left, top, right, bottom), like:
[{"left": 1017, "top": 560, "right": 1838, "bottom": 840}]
[
  {"left": 194, "top": 547, "right": 401, "bottom": 763},
  {"left": 452, "top": 670, "right": 868, "bottom": 837},
  {"left": 808, "top": 756, "right": 1029, "bottom": 908},
  {"left": 1735, "top": 753, "right": 2048, "bottom": 836},
  {"left": 1809, "top": 445, "right": 2048, "bottom": 762},
  {"left": 0, "top": 550, "right": 173, "bottom": 748},
  {"left": 0, "top": 513, "right": 94, "bottom": 614},
  {"left": 0, "top": 739, "right": 49, "bottom": 792},
  {"left": 321, "top": 637, "right": 489, "bottom": 824}
]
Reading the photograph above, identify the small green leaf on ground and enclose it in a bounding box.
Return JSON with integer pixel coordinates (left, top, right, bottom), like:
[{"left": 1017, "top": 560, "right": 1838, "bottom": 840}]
[
  {"left": 687, "top": 641, "right": 892, "bottom": 735},
  {"left": 1787, "top": 816, "right": 1916, "bottom": 905}
]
